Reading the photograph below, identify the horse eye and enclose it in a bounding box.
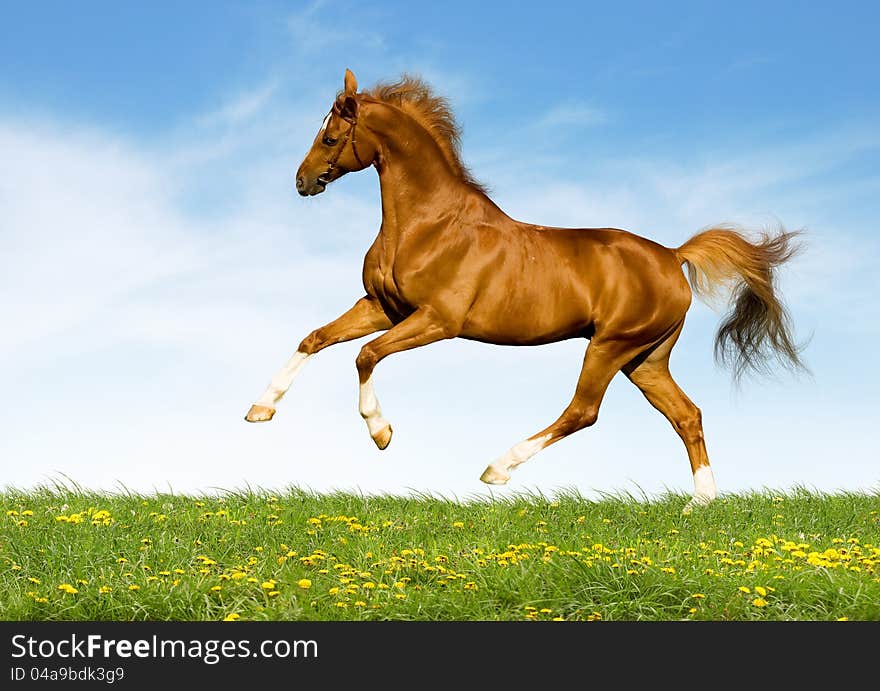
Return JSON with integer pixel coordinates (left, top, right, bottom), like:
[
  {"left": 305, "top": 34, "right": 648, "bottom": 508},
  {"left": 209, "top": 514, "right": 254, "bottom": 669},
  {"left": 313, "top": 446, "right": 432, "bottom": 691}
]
[{"left": 323, "top": 135, "right": 338, "bottom": 146}]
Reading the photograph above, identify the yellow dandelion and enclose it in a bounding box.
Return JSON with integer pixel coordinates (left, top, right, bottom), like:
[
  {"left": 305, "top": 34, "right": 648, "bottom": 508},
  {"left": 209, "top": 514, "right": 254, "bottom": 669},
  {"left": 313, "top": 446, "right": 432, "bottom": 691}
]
[
  {"left": 223, "top": 613, "right": 240, "bottom": 622},
  {"left": 738, "top": 586, "right": 751, "bottom": 594},
  {"left": 452, "top": 521, "right": 465, "bottom": 528},
  {"left": 27, "top": 577, "right": 41, "bottom": 584},
  {"left": 57, "top": 583, "right": 78, "bottom": 594},
  {"left": 128, "top": 584, "right": 140, "bottom": 591},
  {"left": 210, "top": 585, "right": 222, "bottom": 592},
  {"left": 99, "top": 586, "right": 112, "bottom": 594},
  {"left": 755, "top": 586, "right": 767, "bottom": 597},
  {"left": 751, "top": 598, "right": 768, "bottom": 607},
  {"left": 354, "top": 600, "right": 366, "bottom": 607},
  {"left": 837, "top": 617, "right": 849, "bottom": 621},
  {"left": 297, "top": 579, "right": 312, "bottom": 589},
  {"left": 261, "top": 580, "right": 277, "bottom": 590},
  {"left": 691, "top": 593, "right": 706, "bottom": 599}
]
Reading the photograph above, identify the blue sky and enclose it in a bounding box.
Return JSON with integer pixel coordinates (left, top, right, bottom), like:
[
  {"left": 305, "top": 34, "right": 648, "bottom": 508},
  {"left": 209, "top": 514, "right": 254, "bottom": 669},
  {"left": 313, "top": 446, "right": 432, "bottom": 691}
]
[{"left": 1, "top": 1, "right": 878, "bottom": 499}]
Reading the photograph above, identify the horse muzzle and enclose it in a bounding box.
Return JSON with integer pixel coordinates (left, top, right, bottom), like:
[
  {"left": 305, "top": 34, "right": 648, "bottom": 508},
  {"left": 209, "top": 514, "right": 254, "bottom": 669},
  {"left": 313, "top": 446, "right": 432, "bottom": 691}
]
[{"left": 296, "top": 174, "right": 328, "bottom": 197}]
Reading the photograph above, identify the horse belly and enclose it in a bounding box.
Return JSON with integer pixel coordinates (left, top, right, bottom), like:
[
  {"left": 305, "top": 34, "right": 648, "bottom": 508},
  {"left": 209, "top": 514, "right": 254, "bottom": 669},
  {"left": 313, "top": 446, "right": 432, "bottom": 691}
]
[{"left": 460, "top": 281, "right": 594, "bottom": 345}]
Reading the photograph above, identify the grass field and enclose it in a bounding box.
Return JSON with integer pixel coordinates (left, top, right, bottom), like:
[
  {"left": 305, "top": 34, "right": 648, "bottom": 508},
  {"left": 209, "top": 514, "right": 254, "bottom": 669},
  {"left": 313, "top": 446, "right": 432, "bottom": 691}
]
[{"left": 2, "top": 486, "right": 878, "bottom": 621}]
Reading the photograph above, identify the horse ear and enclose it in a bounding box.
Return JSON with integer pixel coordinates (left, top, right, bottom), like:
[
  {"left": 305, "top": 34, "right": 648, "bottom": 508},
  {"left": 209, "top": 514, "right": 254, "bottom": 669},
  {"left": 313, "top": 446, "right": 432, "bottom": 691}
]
[
  {"left": 339, "top": 94, "right": 359, "bottom": 120},
  {"left": 344, "top": 68, "right": 358, "bottom": 95}
]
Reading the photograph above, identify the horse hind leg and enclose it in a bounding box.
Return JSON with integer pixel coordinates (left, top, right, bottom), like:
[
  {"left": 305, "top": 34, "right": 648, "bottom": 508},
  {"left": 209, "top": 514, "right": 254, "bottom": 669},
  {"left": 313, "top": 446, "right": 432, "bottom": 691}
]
[
  {"left": 480, "top": 338, "right": 640, "bottom": 485},
  {"left": 622, "top": 329, "right": 717, "bottom": 513}
]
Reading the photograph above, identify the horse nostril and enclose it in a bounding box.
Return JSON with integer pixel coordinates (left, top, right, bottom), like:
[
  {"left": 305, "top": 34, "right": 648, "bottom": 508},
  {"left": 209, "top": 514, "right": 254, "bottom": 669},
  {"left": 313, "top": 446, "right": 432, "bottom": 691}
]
[{"left": 296, "top": 176, "right": 305, "bottom": 192}]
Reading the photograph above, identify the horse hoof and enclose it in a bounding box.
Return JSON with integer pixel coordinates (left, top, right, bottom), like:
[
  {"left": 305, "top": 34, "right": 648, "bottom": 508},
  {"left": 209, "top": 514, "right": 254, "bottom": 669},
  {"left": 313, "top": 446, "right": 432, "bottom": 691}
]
[
  {"left": 372, "top": 424, "right": 393, "bottom": 450},
  {"left": 682, "top": 494, "right": 715, "bottom": 514},
  {"left": 480, "top": 465, "right": 509, "bottom": 485},
  {"left": 245, "top": 404, "right": 275, "bottom": 423}
]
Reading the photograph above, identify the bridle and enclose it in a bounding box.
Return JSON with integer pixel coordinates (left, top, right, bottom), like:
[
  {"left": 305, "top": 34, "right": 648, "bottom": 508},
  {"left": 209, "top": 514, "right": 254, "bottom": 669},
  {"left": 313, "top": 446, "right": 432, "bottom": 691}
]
[{"left": 322, "top": 100, "right": 365, "bottom": 179}]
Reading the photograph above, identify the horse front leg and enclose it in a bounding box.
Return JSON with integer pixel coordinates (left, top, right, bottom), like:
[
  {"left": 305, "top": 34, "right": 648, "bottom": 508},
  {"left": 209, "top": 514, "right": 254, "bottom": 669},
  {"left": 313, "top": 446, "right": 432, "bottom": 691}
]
[
  {"left": 355, "top": 306, "right": 458, "bottom": 449},
  {"left": 244, "top": 296, "right": 392, "bottom": 422}
]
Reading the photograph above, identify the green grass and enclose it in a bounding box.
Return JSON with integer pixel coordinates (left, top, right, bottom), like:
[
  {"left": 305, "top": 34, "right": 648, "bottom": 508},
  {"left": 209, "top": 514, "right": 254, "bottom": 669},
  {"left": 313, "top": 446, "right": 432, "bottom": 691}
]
[{"left": 1, "top": 485, "right": 878, "bottom": 621}]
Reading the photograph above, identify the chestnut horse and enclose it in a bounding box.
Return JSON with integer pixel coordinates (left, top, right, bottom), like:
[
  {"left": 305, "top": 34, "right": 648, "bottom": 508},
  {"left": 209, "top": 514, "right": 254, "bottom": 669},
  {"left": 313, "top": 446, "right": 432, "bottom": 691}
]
[{"left": 245, "top": 69, "right": 805, "bottom": 511}]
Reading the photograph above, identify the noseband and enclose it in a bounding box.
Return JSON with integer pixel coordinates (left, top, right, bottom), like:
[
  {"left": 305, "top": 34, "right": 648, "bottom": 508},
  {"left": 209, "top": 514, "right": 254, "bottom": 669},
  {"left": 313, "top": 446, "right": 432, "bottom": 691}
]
[{"left": 324, "top": 101, "right": 365, "bottom": 177}]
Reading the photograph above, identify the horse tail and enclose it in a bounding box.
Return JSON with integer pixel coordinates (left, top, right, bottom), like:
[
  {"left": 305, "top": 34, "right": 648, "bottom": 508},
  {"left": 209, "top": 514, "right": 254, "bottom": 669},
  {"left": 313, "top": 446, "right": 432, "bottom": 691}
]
[{"left": 674, "top": 224, "right": 807, "bottom": 381}]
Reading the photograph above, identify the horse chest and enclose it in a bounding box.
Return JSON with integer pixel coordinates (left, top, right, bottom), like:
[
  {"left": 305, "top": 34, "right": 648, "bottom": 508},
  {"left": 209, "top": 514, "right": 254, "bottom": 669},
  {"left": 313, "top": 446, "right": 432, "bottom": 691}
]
[{"left": 362, "top": 245, "right": 414, "bottom": 319}]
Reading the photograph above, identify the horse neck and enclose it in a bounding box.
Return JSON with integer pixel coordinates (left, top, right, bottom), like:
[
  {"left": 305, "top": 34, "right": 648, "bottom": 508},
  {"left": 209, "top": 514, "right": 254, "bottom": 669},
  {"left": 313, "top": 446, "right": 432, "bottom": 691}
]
[{"left": 367, "top": 104, "right": 474, "bottom": 231}]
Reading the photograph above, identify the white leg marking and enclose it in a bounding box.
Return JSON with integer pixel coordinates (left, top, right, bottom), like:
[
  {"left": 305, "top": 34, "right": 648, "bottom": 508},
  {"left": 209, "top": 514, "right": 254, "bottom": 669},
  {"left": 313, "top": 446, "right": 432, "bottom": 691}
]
[
  {"left": 359, "top": 376, "right": 392, "bottom": 448},
  {"left": 254, "top": 351, "right": 311, "bottom": 409},
  {"left": 683, "top": 465, "right": 717, "bottom": 513},
  {"left": 480, "top": 434, "right": 552, "bottom": 485}
]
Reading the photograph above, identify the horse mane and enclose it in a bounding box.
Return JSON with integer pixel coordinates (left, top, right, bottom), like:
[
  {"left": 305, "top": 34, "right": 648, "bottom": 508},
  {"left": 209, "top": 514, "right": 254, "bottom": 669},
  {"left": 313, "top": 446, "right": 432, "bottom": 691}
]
[{"left": 357, "top": 75, "right": 488, "bottom": 194}]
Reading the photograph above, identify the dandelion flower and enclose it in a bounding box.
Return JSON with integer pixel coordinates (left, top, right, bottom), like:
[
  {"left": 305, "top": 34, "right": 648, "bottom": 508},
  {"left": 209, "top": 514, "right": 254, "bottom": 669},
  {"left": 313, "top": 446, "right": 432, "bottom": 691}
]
[
  {"left": 297, "top": 579, "right": 312, "bottom": 589},
  {"left": 57, "top": 583, "right": 78, "bottom": 595},
  {"left": 738, "top": 586, "right": 751, "bottom": 594},
  {"left": 751, "top": 598, "right": 767, "bottom": 607},
  {"left": 223, "top": 613, "right": 240, "bottom": 622}
]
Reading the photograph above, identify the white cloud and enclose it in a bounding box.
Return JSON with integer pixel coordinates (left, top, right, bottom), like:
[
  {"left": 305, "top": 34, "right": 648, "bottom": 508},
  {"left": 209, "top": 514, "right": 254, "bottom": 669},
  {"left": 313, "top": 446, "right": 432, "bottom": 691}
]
[
  {"left": 287, "top": 0, "right": 385, "bottom": 53},
  {"left": 535, "top": 103, "right": 608, "bottom": 129},
  {"left": 198, "top": 81, "right": 281, "bottom": 127}
]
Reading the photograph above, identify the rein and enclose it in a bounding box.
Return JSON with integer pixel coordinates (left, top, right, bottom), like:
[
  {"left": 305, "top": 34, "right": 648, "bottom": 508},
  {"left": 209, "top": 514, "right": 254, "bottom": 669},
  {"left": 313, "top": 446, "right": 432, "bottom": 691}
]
[{"left": 324, "top": 102, "right": 364, "bottom": 177}]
